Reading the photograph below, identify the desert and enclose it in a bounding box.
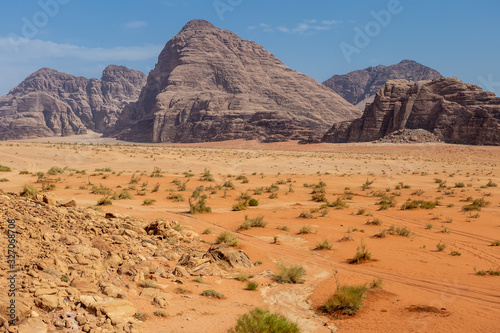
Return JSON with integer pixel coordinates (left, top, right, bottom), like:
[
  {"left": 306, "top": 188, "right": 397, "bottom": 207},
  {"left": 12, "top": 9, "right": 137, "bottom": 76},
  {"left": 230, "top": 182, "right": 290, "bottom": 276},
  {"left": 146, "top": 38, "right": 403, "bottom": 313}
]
[{"left": 0, "top": 138, "right": 498, "bottom": 332}]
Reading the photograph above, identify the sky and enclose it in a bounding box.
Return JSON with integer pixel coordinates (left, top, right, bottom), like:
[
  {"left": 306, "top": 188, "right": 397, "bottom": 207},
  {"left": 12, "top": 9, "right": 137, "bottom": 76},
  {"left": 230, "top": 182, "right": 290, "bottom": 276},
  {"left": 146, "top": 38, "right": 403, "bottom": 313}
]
[{"left": 1, "top": 0, "right": 499, "bottom": 96}]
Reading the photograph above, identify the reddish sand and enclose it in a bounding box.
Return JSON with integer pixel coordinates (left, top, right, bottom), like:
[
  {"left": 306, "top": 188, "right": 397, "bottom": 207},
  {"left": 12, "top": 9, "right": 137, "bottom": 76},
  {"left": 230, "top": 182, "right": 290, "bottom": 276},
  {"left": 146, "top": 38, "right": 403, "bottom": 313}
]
[{"left": 0, "top": 138, "right": 499, "bottom": 332}]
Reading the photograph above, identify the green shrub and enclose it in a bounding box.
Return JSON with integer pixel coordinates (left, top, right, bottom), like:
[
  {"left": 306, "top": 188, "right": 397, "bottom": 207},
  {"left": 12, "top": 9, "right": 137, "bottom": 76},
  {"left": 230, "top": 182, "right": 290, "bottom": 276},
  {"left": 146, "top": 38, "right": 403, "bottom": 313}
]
[
  {"left": 154, "top": 310, "right": 167, "bottom": 317},
  {"left": 223, "top": 180, "right": 235, "bottom": 189},
  {"left": 349, "top": 241, "right": 372, "bottom": 264},
  {"left": 273, "top": 263, "right": 306, "bottom": 284},
  {"left": 60, "top": 274, "right": 70, "bottom": 283},
  {"left": 315, "top": 240, "right": 333, "bottom": 250},
  {"left": 97, "top": 196, "right": 113, "bottom": 206},
  {"left": 168, "top": 193, "right": 184, "bottom": 202},
  {"left": 193, "top": 277, "right": 204, "bottom": 283},
  {"left": 462, "top": 198, "right": 490, "bottom": 212},
  {"left": 239, "top": 215, "right": 267, "bottom": 230},
  {"left": 377, "top": 195, "right": 397, "bottom": 210},
  {"left": 140, "top": 280, "right": 158, "bottom": 288},
  {"left": 215, "top": 232, "right": 239, "bottom": 246},
  {"left": 201, "top": 168, "right": 214, "bottom": 182},
  {"left": 485, "top": 180, "right": 497, "bottom": 188},
  {"left": 298, "top": 225, "right": 313, "bottom": 234},
  {"left": 299, "top": 211, "right": 313, "bottom": 219},
  {"left": 248, "top": 198, "right": 259, "bottom": 206},
  {"left": 233, "top": 201, "right": 248, "bottom": 211},
  {"left": 436, "top": 242, "right": 446, "bottom": 252},
  {"left": 143, "top": 198, "right": 156, "bottom": 206},
  {"left": 201, "top": 289, "right": 224, "bottom": 299},
  {"left": 474, "top": 268, "right": 500, "bottom": 276},
  {"left": 327, "top": 196, "right": 349, "bottom": 210},
  {"left": 401, "top": 200, "right": 438, "bottom": 210},
  {"left": 491, "top": 240, "right": 500, "bottom": 246},
  {"left": 202, "top": 228, "right": 213, "bottom": 235},
  {"left": 450, "top": 251, "right": 461, "bottom": 256},
  {"left": 134, "top": 312, "right": 149, "bottom": 321},
  {"left": 366, "top": 218, "right": 382, "bottom": 226},
  {"left": 20, "top": 185, "right": 39, "bottom": 198},
  {"left": 323, "top": 284, "right": 368, "bottom": 315},
  {"left": 387, "top": 225, "right": 411, "bottom": 237},
  {"left": 228, "top": 308, "right": 299, "bottom": 333},
  {"left": 246, "top": 281, "right": 258, "bottom": 291},
  {"left": 0, "top": 178, "right": 9, "bottom": 182},
  {"left": 0, "top": 165, "right": 11, "bottom": 172},
  {"left": 47, "top": 166, "right": 64, "bottom": 175},
  {"left": 234, "top": 274, "right": 250, "bottom": 282},
  {"left": 189, "top": 195, "right": 212, "bottom": 214}
]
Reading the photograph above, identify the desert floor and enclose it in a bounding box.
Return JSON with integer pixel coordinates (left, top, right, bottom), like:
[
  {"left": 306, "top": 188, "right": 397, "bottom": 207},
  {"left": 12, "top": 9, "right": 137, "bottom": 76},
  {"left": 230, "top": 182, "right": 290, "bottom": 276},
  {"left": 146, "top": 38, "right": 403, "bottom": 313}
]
[{"left": 0, "top": 137, "right": 499, "bottom": 333}]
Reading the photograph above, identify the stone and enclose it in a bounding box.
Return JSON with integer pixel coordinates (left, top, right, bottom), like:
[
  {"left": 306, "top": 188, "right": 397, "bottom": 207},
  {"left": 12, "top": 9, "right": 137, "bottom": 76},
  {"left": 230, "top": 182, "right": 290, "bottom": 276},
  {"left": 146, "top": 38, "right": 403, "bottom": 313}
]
[
  {"left": 59, "top": 199, "right": 77, "bottom": 208},
  {"left": 34, "top": 295, "right": 60, "bottom": 311},
  {"left": 323, "top": 77, "right": 500, "bottom": 146},
  {"left": 203, "top": 245, "right": 254, "bottom": 269},
  {"left": 70, "top": 277, "right": 99, "bottom": 295},
  {"left": 0, "top": 65, "right": 146, "bottom": 140},
  {"left": 323, "top": 59, "right": 442, "bottom": 108},
  {"left": 17, "top": 318, "right": 48, "bottom": 333},
  {"left": 93, "top": 300, "right": 137, "bottom": 325},
  {"left": 109, "top": 19, "right": 360, "bottom": 143},
  {"left": 42, "top": 194, "right": 56, "bottom": 206}
]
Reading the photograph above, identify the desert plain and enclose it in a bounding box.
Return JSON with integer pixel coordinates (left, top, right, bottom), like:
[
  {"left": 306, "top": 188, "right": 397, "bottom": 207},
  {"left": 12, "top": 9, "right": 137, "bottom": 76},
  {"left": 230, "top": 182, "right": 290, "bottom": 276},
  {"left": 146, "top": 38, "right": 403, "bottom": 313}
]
[{"left": 0, "top": 137, "right": 499, "bottom": 333}]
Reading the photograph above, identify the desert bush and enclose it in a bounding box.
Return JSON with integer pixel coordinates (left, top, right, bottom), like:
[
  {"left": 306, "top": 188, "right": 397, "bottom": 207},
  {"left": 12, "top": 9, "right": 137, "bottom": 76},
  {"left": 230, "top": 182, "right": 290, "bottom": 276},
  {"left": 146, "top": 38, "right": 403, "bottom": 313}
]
[
  {"left": 143, "top": 198, "right": 156, "bottom": 206},
  {"left": 202, "top": 228, "right": 213, "bottom": 235},
  {"left": 485, "top": 180, "right": 497, "bottom": 188},
  {"left": 90, "top": 185, "right": 112, "bottom": 195},
  {"left": 387, "top": 225, "right": 411, "bottom": 237},
  {"left": 239, "top": 215, "right": 267, "bottom": 230},
  {"left": 401, "top": 200, "right": 438, "bottom": 210},
  {"left": 436, "top": 242, "right": 446, "bottom": 252},
  {"left": 215, "top": 231, "right": 239, "bottom": 246},
  {"left": 277, "top": 225, "right": 289, "bottom": 232},
  {"left": 97, "top": 197, "right": 112, "bottom": 206},
  {"left": 0, "top": 178, "right": 9, "bottom": 182},
  {"left": 366, "top": 218, "right": 382, "bottom": 226},
  {"left": 223, "top": 180, "right": 235, "bottom": 189},
  {"left": 299, "top": 211, "right": 313, "bottom": 219},
  {"left": 168, "top": 193, "right": 184, "bottom": 202},
  {"left": 201, "top": 289, "right": 224, "bottom": 299},
  {"left": 248, "top": 198, "right": 259, "bottom": 206},
  {"left": 462, "top": 198, "right": 490, "bottom": 212},
  {"left": 201, "top": 168, "right": 214, "bottom": 182},
  {"left": 298, "top": 225, "right": 313, "bottom": 234},
  {"left": 362, "top": 179, "right": 374, "bottom": 191},
  {"left": 0, "top": 165, "right": 11, "bottom": 172},
  {"left": 189, "top": 195, "right": 212, "bottom": 214},
  {"left": 246, "top": 281, "right": 258, "bottom": 291},
  {"left": 425, "top": 223, "right": 433, "bottom": 230},
  {"left": 140, "top": 280, "right": 158, "bottom": 288},
  {"left": 325, "top": 196, "right": 349, "bottom": 210},
  {"left": 47, "top": 166, "right": 64, "bottom": 175},
  {"left": 193, "top": 277, "right": 204, "bottom": 283},
  {"left": 266, "top": 184, "right": 279, "bottom": 193},
  {"left": 154, "top": 310, "right": 167, "bottom": 317},
  {"left": 172, "top": 223, "right": 184, "bottom": 232},
  {"left": 151, "top": 183, "right": 160, "bottom": 193},
  {"left": 377, "top": 195, "right": 397, "bottom": 210},
  {"left": 234, "top": 274, "right": 250, "bottom": 282},
  {"left": 349, "top": 240, "right": 372, "bottom": 264},
  {"left": 491, "top": 240, "right": 500, "bottom": 246},
  {"left": 315, "top": 240, "right": 333, "bottom": 250},
  {"left": 474, "top": 268, "right": 500, "bottom": 276},
  {"left": 228, "top": 308, "right": 299, "bottom": 333},
  {"left": 269, "top": 193, "right": 278, "bottom": 199},
  {"left": 356, "top": 208, "right": 366, "bottom": 215},
  {"left": 134, "top": 312, "right": 149, "bottom": 321},
  {"left": 450, "top": 251, "right": 461, "bottom": 256},
  {"left": 323, "top": 284, "right": 368, "bottom": 315},
  {"left": 273, "top": 263, "right": 306, "bottom": 284}
]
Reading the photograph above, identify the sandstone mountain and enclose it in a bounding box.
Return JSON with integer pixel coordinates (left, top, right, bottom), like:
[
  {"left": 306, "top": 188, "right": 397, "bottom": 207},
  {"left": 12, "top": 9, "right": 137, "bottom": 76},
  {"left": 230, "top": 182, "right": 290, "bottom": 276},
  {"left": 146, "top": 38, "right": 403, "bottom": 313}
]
[
  {"left": 110, "top": 19, "right": 361, "bottom": 143},
  {"left": 323, "top": 60, "right": 442, "bottom": 109},
  {"left": 322, "top": 77, "right": 500, "bottom": 145},
  {"left": 0, "top": 66, "right": 146, "bottom": 140}
]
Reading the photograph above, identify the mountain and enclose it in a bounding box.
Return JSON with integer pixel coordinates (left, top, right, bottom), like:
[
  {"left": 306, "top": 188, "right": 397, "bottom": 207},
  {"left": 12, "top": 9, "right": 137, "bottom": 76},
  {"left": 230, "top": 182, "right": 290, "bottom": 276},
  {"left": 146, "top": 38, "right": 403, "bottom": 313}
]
[
  {"left": 0, "top": 66, "right": 146, "bottom": 140},
  {"left": 322, "top": 77, "right": 500, "bottom": 146},
  {"left": 109, "top": 19, "right": 361, "bottom": 143},
  {"left": 323, "top": 60, "right": 442, "bottom": 109}
]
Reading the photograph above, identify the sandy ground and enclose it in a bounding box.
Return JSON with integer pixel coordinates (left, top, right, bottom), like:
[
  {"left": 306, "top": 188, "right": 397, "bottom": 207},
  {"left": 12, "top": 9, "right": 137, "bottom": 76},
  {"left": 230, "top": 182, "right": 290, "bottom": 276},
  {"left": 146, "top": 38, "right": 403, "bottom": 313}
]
[{"left": 0, "top": 137, "right": 499, "bottom": 333}]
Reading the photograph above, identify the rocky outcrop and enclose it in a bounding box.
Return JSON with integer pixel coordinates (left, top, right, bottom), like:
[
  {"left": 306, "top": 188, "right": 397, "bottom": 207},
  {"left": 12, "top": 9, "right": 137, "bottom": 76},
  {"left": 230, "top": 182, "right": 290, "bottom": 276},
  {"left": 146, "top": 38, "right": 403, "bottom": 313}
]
[
  {"left": 0, "top": 66, "right": 146, "bottom": 140},
  {"left": 110, "top": 19, "right": 360, "bottom": 143},
  {"left": 323, "top": 78, "right": 500, "bottom": 146},
  {"left": 323, "top": 60, "right": 442, "bottom": 108}
]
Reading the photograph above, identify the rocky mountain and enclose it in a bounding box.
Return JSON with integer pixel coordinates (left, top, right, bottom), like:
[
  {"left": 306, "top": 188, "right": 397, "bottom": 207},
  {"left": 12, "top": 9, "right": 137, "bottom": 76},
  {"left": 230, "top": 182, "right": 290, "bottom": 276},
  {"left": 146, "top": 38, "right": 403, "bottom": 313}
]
[
  {"left": 0, "top": 66, "right": 146, "bottom": 140},
  {"left": 322, "top": 77, "right": 500, "bottom": 146},
  {"left": 323, "top": 60, "right": 442, "bottom": 108},
  {"left": 110, "top": 19, "right": 361, "bottom": 143}
]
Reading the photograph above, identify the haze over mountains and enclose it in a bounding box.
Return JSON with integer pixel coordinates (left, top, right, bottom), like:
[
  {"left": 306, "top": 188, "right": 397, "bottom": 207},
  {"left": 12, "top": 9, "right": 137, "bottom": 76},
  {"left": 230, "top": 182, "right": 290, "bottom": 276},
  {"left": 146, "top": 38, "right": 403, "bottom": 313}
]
[{"left": 0, "top": 19, "right": 498, "bottom": 145}]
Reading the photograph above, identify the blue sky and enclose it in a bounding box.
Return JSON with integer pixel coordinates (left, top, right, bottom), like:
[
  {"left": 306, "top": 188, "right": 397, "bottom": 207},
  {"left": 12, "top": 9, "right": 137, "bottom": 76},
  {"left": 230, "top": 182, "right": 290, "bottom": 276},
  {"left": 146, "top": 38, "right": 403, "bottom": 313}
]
[{"left": 1, "top": 0, "right": 499, "bottom": 96}]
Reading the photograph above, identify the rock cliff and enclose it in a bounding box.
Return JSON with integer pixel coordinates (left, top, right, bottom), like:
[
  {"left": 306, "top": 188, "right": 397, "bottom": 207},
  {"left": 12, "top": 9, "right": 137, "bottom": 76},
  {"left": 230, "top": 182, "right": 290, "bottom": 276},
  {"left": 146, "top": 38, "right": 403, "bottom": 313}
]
[
  {"left": 0, "top": 66, "right": 146, "bottom": 140},
  {"left": 323, "top": 77, "right": 500, "bottom": 145},
  {"left": 323, "top": 60, "right": 442, "bottom": 108}
]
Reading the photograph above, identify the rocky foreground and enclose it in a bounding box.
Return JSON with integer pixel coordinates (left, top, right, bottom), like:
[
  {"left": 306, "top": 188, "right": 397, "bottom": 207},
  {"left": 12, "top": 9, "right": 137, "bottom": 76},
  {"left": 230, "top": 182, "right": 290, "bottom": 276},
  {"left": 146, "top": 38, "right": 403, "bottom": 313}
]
[{"left": 0, "top": 191, "right": 253, "bottom": 333}]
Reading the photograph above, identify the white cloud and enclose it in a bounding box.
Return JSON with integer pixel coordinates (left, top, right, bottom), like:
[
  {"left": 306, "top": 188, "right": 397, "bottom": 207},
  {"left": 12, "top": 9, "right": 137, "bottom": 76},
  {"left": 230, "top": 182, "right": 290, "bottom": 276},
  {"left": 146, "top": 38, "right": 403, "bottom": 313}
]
[
  {"left": 126, "top": 21, "right": 148, "bottom": 29},
  {"left": 253, "top": 19, "right": 342, "bottom": 35},
  {"left": 0, "top": 37, "right": 162, "bottom": 62},
  {"left": 0, "top": 37, "right": 163, "bottom": 95}
]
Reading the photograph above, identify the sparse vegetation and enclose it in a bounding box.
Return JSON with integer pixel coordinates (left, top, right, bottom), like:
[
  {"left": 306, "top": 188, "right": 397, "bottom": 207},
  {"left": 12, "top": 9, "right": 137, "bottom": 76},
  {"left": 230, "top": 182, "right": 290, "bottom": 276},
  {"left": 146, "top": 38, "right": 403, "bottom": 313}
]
[
  {"left": 140, "top": 280, "right": 158, "bottom": 288},
  {"left": 349, "top": 240, "right": 372, "bottom": 264},
  {"left": 436, "top": 242, "right": 446, "bottom": 252},
  {"left": 143, "top": 198, "right": 156, "bottom": 206},
  {"left": 401, "top": 200, "right": 439, "bottom": 210},
  {"left": 0, "top": 165, "right": 11, "bottom": 172},
  {"left": 273, "top": 263, "right": 306, "bottom": 284},
  {"left": 215, "top": 231, "right": 239, "bottom": 247},
  {"left": 323, "top": 283, "right": 369, "bottom": 316},
  {"left": 201, "top": 168, "right": 215, "bottom": 182},
  {"left": 20, "top": 185, "right": 39, "bottom": 198},
  {"left": 315, "top": 240, "right": 333, "bottom": 250},
  {"left": 154, "top": 310, "right": 167, "bottom": 317},
  {"left": 462, "top": 198, "right": 490, "bottom": 212},
  {"left": 97, "top": 196, "right": 113, "bottom": 206},
  {"left": 201, "top": 289, "right": 224, "bottom": 299},
  {"left": 228, "top": 308, "right": 299, "bottom": 333},
  {"left": 298, "top": 225, "right": 313, "bottom": 234},
  {"left": 474, "top": 268, "right": 500, "bottom": 276},
  {"left": 239, "top": 215, "right": 268, "bottom": 230},
  {"left": 202, "top": 228, "right": 213, "bottom": 235},
  {"left": 189, "top": 195, "right": 212, "bottom": 214},
  {"left": 246, "top": 281, "right": 258, "bottom": 291}
]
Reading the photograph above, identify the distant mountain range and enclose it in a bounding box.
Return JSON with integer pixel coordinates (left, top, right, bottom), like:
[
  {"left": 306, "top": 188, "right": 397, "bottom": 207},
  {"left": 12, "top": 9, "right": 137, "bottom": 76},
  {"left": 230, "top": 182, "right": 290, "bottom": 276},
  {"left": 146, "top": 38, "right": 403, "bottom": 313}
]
[
  {"left": 322, "top": 60, "right": 442, "bottom": 109},
  {"left": 0, "top": 20, "right": 498, "bottom": 145}
]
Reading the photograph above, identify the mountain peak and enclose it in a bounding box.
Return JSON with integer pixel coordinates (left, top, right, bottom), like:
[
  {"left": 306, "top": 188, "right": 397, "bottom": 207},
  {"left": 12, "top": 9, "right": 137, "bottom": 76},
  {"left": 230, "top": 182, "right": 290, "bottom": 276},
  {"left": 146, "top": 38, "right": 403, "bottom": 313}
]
[{"left": 181, "top": 19, "right": 217, "bottom": 32}]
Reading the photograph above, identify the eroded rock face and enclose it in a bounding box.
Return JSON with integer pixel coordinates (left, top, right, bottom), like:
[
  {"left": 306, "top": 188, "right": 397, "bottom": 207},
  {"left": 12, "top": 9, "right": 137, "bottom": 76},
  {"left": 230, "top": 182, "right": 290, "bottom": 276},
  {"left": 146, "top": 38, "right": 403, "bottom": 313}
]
[
  {"left": 0, "top": 65, "right": 146, "bottom": 140},
  {"left": 110, "top": 19, "right": 360, "bottom": 143},
  {"left": 323, "top": 60, "right": 442, "bottom": 108},
  {"left": 322, "top": 78, "right": 500, "bottom": 145}
]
